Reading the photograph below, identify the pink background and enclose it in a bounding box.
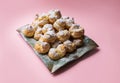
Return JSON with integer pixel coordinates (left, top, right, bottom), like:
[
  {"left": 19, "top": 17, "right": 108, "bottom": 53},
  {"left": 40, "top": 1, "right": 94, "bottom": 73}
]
[{"left": 0, "top": 0, "right": 120, "bottom": 83}]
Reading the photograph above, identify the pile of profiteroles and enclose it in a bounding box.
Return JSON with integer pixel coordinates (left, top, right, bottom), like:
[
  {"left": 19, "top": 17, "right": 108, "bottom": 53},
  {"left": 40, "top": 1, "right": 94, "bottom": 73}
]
[{"left": 22, "top": 9, "right": 84, "bottom": 60}]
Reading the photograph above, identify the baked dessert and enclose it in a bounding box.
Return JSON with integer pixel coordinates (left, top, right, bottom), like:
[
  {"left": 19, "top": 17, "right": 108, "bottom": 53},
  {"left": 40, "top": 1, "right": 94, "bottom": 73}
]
[
  {"left": 48, "top": 9, "right": 61, "bottom": 24},
  {"left": 37, "top": 13, "right": 49, "bottom": 27},
  {"left": 22, "top": 25, "right": 35, "bottom": 37},
  {"left": 53, "top": 18, "right": 66, "bottom": 31},
  {"left": 73, "top": 39, "right": 83, "bottom": 47},
  {"left": 62, "top": 17, "right": 74, "bottom": 29},
  {"left": 57, "top": 30, "right": 70, "bottom": 42},
  {"left": 56, "top": 44, "right": 66, "bottom": 58},
  {"left": 63, "top": 40, "right": 76, "bottom": 52},
  {"left": 48, "top": 44, "right": 66, "bottom": 60},
  {"left": 34, "top": 28, "right": 42, "bottom": 40},
  {"left": 48, "top": 48, "right": 60, "bottom": 60},
  {"left": 22, "top": 9, "right": 85, "bottom": 59},
  {"left": 39, "top": 31, "right": 56, "bottom": 43},
  {"left": 34, "top": 41, "right": 50, "bottom": 53},
  {"left": 69, "top": 24, "right": 84, "bottom": 38},
  {"left": 17, "top": 9, "right": 98, "bottom": 73},
  {"left": 42, "top": 24, "right": 55, "bottom": 34}
]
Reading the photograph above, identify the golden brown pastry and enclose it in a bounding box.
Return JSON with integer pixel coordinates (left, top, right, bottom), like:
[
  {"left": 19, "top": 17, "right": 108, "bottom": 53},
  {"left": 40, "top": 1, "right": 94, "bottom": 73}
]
[
  {"left": 42, "top": 24, "right": 55, "bottom": 34},
  {"left": 34, "top": 41, "right": 50, "bottom": 53},
  {"left": 31, "top": 14, "right": 42, "bottom": 31},
  {"left": 39, "top": 31, "right": 56, "bottom": 43},
  {"left": 57, "top": 30, "right": 70, "bottom": 42},
  {"left": 34, "top": 28, "right": 43, "bottom": 40},
  {"left": 37, "top": 13, "right": 49, "bottom": 27},
  {"left": 53, "top": 18, "right": 66, "bottom": 31},
  {"left": 65, "top": 17, "right": 74, "bottom": 29},
  {"left": 22, "top": 25, "right": 35, "bottom": 37},
  {"left": 48, "top": 15, "right": 57, "bottom": 24},
  {"left": 69, "top": 24, "right": 84, "bottom": 38},
  {"left": 63, "top": 40, "right": 76, "bottom": 52},
  {"left": 48, "top": 9, "right": 61, "bottom": 23},
  {"left": 56, "top": 44, "right": 66, "bottom": 58},
  {"left": 48, "top": 48, "right": 60, "bottom": 60},
  {"left": 31, "top": 21, "right": 39, "bottom": 31},
  {"left": 73, "top": 39, "right": 83, "bottom": 47}
]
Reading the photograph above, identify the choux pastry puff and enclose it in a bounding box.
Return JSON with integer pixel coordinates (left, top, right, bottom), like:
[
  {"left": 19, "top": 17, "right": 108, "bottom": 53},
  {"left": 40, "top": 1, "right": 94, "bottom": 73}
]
[
  {"left": 57, "top": 30, "right": 70, "bottom": 42},
  {"left": 48, "top": 48, "right": 60, "bottom": 60},
  {"left": 48, "top": 44, "right": 66, "bottom": 60},
  {"left": 63, "top": 40, "right": 76, "bottom": 52},
  {"left": 22, "top": 25, "right": 35, "bottom": 37},
  {"left": 42, "top": 24, "right": 55, "bottom": 34},
  {"left": 56, "top": 44, "right": 66, "bottom": 58},
  {"left": 73, "top": 39, "right": 83, "bottom": 47},
  {"left": 53, "top": 18, "right": 66, "bottom": 31},
  {"left": 39, "top": 31, "right": 57, "bottom": 43},
  {"left": 65, "top": 17, "right": 74, "bottom": 29},
  {"left": 34, "top": 27, "right": 42, "bottom": 40},
  {"left": 34, "top": 41, "right": 50, "bottom": 54},
  {"left": 69, "top": 24, "right": 84, "bottom": 38},
  {"left": 48, "top": 9, "right": 62, "bottom": 24},
  {"left": 37, "top": 13, "right": 49, "bottom": 27}
]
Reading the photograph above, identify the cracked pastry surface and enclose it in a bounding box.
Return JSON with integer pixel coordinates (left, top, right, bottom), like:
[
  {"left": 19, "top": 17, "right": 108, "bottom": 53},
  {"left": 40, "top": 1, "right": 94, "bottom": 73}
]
[
  {"left": 53, "top": 18, "right": 66, "bottom": 31},
  {"left": 39, "top": 31, "right": 56, "bottom": 43},
  {"left": 42, "top": 24, "right": 55, "bottom": 34},
  {"left": 48, "top": 44, "right": 66, "bottom": 60},
  {"left": 34, "top": 41, "right": 50, "bottom": 53},
  {"left": 34, "top": 28, "right": 43, "bottom": 40},
  {"left": 37, "top": 13, "right": 49, "bottom": 27},
  {"left": 57, "top": 30, "right": 70, "bottom": 42},
  {"left": 48, "top": 9, "right": 61, "bottom": 23},
  {"left": 56, "top": 44, "right": 66, "bottom": 58},
  {"left": 22, "top": 25, "right": 35, "bottom": 37},
  {"left": 48, "top": 48, "right": 60, "bottom": 60},
  {"left": 73, "top": 39, "right": 83, "bottom": 47},
  {"left": 69, "top": 24, "right": 84, "bottom": 38},
  {"left": 63, "top": 40, "right": 76, "bottom": 52},
  {"left": 65, "top": 17, "right": 74, "bottom": 29}
]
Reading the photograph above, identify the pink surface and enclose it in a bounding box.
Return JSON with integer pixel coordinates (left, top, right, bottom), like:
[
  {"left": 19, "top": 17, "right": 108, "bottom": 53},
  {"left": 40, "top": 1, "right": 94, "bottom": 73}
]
[{"left": 0, "top": 0, "right": 120, "bottom": 83}]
